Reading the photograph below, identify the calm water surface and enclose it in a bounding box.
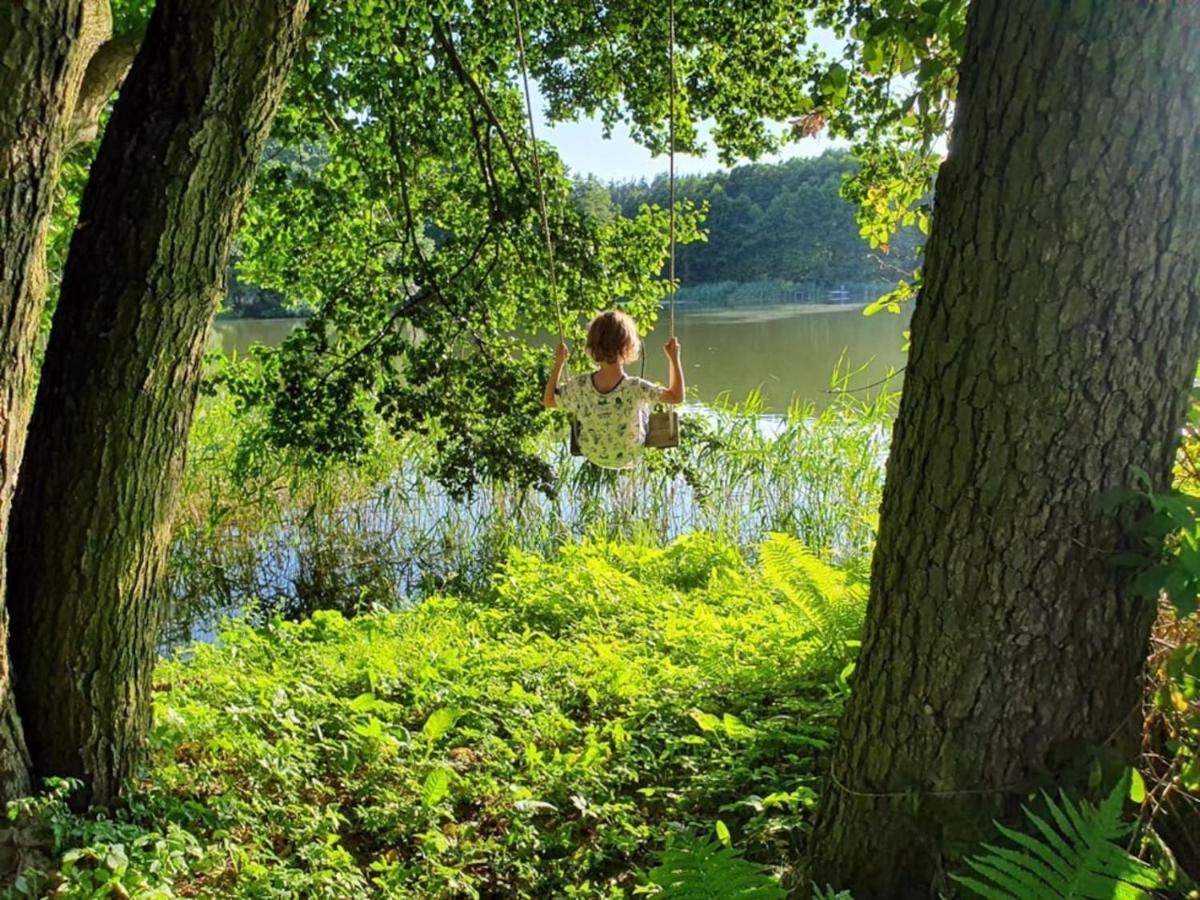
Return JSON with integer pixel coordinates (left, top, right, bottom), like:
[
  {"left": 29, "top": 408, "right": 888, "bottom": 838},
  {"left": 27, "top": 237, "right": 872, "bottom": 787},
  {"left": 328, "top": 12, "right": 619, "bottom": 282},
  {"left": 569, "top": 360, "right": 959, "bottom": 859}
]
[{"left": 211, "top": 304, "right": 911, "bottom": 412}]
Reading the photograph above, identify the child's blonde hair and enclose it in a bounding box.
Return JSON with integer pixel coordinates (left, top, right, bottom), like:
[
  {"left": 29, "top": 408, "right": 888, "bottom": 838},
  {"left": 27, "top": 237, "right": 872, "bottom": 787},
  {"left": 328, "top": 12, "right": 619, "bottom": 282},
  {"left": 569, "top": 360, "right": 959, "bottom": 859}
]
[{"left": 585, "top": 310, "right": 641, "bottom": 365}]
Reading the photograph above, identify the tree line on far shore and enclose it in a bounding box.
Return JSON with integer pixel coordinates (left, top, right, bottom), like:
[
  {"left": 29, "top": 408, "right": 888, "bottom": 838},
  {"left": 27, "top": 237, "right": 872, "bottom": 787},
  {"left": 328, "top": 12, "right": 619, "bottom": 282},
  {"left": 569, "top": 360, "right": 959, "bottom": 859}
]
[{"left": 222, "top": 150, "right": 922, "bottom": 319}]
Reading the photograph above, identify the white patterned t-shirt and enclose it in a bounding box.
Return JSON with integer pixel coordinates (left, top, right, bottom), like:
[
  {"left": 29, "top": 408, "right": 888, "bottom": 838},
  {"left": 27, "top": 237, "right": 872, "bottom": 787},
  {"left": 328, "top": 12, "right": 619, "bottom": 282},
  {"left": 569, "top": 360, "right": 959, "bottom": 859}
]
[{"left": 557, "top": 373, "right": 666, "bottom": 469}]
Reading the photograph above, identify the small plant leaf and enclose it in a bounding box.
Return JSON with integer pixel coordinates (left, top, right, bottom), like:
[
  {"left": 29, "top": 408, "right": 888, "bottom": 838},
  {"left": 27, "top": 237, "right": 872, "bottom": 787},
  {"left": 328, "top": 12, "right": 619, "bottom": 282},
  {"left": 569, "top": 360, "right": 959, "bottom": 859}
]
[
  {"left": 715, "top": 819, "right": 731, "bottom": 847},
  {"left": 420, "top": 767, "right": 451, "bottom": 808},
  {"left": 421, "top": 707, "right": 462, "bottom": 743},
  {"left": 1127, "top": 770, "right": 1145, "bottom": 804}
]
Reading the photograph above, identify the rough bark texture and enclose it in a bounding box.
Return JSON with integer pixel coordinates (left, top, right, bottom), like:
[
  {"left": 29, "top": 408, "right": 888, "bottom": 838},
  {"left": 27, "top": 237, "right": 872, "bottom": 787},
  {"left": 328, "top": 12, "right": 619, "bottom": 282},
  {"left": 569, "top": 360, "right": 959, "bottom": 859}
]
[
  {"left": 66, "top": 31, "right": 140, "bottom": 150},
  {"left": 6, "top": 0, "right": 308, "bottom": 806},
  {"left": 809, "top": 2, "right": 1200, "bottom": 895},
  {"left": 0, "top": 0, "right": 110, "bottom": 803}
]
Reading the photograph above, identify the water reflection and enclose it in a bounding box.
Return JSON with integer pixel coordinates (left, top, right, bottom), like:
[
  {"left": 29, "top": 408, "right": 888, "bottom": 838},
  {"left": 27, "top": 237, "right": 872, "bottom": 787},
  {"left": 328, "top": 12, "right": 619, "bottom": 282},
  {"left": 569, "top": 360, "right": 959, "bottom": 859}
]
[{"left": 211, "top": 304, "right": 911, "bottom": 411}]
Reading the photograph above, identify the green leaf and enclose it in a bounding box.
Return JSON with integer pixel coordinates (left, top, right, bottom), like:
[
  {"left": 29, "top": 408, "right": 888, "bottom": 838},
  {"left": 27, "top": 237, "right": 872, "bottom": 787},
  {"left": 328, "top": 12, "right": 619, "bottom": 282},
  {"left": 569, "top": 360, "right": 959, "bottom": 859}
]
[
  {"left": 1127, "top": 770, "right": 1145, "bottom": 804},
  {"left": 962, "top": 858, "right": 1042, "bottom": 898},
  {"left": 689, "top": 709, "right": 722, "bottom": 733},
  {"left": 420, "top": 767, "right": 451, "bottom": 808},
  {"left": 722, "top": 713, "right": 757, "bottom": 741},
  {"left": 715, "top": 819, "right": 731, "bottom": 847},
  {"left": 421, "top": 707, "right": 462, "bottom": 743},
  {"left": 352, "top": 716, "right": 386, "bottom": 740},
  {"left": 954, "top": 771, "right": 1160, "bottom": 900},
  {"left": 647, "top": 834, "right": 785, "bottom": 898},
  {"left": 513, "top": 799, "right": 558, "bottom": 814}
]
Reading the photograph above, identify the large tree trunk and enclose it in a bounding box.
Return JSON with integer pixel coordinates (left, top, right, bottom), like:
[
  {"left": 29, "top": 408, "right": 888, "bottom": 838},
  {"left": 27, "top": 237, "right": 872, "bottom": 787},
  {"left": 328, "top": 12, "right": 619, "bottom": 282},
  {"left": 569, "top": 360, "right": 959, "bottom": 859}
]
[
  {"left": 0, "top": 0, "right": 111, "bottom": 802},
  {"left": 809, "top": 2, "right": 1200, "bottom": 894},
  {"left": 6, "top": 0, "right": 308, "bottom": 806}
]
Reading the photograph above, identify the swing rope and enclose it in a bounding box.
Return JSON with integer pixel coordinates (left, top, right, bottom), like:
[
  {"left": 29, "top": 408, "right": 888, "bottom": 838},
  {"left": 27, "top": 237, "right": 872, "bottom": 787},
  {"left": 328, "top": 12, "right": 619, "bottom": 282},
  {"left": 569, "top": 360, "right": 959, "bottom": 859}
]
[
  {"left": 511, "top": 0, "right": 564, "bottom": 345},
  {"left": 667, "top": 0, "right": 677, "bottom": 340},
  {"left": 512, "top": 0, "right": 678, "bottom": 349},
  {"left": 640, "top": 0, "right": 679, "bottom": 383}
]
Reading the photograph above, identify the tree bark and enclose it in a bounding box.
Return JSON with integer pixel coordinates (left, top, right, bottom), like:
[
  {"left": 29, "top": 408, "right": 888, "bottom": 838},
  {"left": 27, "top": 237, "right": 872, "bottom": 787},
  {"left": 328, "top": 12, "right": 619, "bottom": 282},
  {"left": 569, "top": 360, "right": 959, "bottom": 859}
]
[
  {"left": 0, "top": 0, "right": 111, "bottom": 802},
  {"left": 66, "top": 30, "right": 140, "bottom": 151},
  {"left": 6, "top": 0, "right": 308, "bottom": 806},
  {"left": 809, "top": 2, "right": 1200, "bottom": 895}
]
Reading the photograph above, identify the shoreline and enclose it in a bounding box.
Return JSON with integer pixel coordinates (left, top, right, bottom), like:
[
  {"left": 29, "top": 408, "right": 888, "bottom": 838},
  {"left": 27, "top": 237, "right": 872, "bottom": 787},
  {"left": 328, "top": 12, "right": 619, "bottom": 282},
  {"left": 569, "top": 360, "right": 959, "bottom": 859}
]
[
  {"left": 667, "top": 302, "right": 868, "bottom": 322},
  {"left": 216, "top": 302, "right": 873, "bottom": 326}
]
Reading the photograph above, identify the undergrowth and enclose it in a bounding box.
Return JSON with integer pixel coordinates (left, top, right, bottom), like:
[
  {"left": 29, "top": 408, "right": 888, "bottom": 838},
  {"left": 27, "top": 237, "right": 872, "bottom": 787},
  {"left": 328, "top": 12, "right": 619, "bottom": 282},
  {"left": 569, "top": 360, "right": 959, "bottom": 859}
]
[{"left": 7, "top": 533, "right": 862, "bottom": 898}]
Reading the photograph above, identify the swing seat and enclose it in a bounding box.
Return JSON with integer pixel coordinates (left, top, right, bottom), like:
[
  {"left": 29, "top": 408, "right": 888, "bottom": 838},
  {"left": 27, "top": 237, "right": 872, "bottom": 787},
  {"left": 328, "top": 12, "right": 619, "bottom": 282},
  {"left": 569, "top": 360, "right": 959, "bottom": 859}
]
[
  {"left": 645, "top": 409, "right": 680, "bottom": 448},
  {"left": 569, "top": 409, "right": 680, "bottom": 456}
]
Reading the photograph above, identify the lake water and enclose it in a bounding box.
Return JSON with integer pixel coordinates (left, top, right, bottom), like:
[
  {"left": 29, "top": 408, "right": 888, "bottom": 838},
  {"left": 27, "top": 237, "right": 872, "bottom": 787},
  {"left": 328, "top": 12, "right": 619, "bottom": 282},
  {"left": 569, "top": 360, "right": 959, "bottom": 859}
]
[{"left": 211, "top": 303, "right": 911, "bottom": 411}]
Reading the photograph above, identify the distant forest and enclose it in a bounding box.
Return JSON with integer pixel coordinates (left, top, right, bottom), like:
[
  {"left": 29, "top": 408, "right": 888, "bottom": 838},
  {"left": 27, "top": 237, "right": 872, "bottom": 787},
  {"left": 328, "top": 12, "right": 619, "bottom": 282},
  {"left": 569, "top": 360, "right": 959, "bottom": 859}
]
[
  {"left": 579, "top": 150, "right": 921, "bottom": 291},
  {"left": 223, "top": 149, "right": 921, "bottom": 318}
]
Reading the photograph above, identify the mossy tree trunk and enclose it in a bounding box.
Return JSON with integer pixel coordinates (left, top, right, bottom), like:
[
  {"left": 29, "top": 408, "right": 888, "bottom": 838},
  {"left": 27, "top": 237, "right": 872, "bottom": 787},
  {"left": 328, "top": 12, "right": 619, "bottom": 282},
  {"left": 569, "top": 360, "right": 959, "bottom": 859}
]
[
  {"left": 0, "top": 0, "right": 112, "bottom": 802},
  {"left": 809, "top": 1, "right": 1200, "bottom": 895},
  {"left": 6, "top": 0, "right": 308, "bottom": 806}
]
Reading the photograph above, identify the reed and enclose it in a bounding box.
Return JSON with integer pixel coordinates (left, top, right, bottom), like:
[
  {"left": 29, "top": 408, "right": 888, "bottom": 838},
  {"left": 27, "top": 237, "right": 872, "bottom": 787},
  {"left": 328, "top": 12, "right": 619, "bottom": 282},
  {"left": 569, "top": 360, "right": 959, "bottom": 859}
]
[{"left": 168, "top": 376, "right": 896, "bottom": 645}]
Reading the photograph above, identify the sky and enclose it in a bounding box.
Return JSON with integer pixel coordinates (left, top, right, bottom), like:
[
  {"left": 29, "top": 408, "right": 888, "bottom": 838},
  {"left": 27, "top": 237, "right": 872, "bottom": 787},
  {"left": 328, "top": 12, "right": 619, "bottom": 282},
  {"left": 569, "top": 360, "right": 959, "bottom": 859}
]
[
  {"left": 535, "top": 106, "right": 847, "bottom": 183},
  {"left": 530, "top": 27, "right": 847, "bottom": 183}
]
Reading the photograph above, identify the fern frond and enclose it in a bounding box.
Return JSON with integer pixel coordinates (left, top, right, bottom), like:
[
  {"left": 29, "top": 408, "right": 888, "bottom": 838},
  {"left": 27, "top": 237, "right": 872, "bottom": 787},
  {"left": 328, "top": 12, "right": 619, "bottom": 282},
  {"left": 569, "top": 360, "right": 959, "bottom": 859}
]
[
  {"left": 810, "top": 887, "right": 854, "bottom": 900},
  {"left": 955, "top": 771, "right": 1161, "bottom": 899},
  {"left": 759, "top": 533, "right": 863, "bottom": 644},
  {"left": 647, "top": 834, "right": 786, "bottom": 899}
]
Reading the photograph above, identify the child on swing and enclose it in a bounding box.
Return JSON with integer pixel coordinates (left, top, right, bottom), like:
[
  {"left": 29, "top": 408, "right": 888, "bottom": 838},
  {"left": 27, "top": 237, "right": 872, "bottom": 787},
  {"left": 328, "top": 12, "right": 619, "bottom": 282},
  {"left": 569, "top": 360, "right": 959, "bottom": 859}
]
[{"left": 543, "top": 310, "right": 684, "bottom": 470}]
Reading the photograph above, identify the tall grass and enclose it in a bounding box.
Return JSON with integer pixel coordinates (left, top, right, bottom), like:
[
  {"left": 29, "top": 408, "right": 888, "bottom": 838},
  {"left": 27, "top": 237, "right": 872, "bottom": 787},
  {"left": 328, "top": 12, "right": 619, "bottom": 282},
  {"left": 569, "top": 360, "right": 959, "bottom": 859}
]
[{"left": 168, "top": 381, "right": 894, "bottom": 645}]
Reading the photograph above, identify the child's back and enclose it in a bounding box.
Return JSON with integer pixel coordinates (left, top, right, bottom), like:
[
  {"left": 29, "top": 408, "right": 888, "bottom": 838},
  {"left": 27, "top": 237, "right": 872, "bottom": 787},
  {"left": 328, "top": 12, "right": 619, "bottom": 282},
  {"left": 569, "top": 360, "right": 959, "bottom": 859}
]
[
  {"left": 557, "top": 372, "right": 665, "bottom": 469},
  {"left": 543, "top": 310, "right": 684, "bottom": 470}
]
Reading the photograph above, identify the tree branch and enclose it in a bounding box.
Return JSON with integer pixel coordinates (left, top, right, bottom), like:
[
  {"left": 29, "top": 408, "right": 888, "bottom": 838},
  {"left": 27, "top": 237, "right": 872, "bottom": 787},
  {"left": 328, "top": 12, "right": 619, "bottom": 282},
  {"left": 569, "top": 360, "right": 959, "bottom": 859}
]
[
  {"left": 67, "top": 33, "right": 141, "bottom": 150},
  {"left": 430, "top": 17, "right": 527, "bottom": 192}
]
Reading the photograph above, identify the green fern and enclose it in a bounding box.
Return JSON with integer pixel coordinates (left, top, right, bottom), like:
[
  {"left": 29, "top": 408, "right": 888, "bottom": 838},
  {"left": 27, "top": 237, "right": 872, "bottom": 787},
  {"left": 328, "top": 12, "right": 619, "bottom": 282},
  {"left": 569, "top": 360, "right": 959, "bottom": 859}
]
[
  {"left": 955, "top": 771, "right": 1161, "bottom": 899},
  {"left": 811, "top": 887, "right": 854, "bottom": 900},
  {"left": 647, "top": 834, "right": 786, "bottom": 899},
  {"left": 759, "top": 532, "right": 865, "bottom": 645}
]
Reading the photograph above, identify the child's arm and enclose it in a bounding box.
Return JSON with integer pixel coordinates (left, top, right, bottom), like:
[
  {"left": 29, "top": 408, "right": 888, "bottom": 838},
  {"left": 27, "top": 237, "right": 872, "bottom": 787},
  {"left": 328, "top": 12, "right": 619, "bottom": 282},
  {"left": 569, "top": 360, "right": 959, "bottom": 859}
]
[
  {"left": 661, "top": 337, "right": 684, "bottom": 405},
  {"left": 543, "top": 342, "right": 570, "bottom": 409}
]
